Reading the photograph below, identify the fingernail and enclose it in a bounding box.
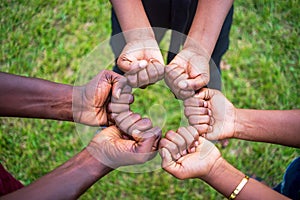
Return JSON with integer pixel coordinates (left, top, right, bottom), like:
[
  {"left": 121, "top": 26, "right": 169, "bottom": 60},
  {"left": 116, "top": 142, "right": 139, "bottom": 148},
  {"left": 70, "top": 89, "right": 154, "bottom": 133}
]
[
  {"left": 178, "top": 81, "right": 188, "bottom": 89},
  {"left": 195, "top": 141, "right": 199, "bottom": 146},
  {"left": 190, "top": 147, "right": 196, "bottom": 153},
  {"left": 208, "top": 109, "right": 212, "bottom": 116},
  {"left": 132, "top": 129, "right": 141, "bottom": 135},
  {"left": 139, "top": 60, "right": 147, "bottom": 68},
  {"left": 203, "top": 101, "right": 208, "bottom": 108},
  {"left": 182, "top": 149, "right": 187, "bottom": 155},
  {"left": 161, "top": 149, "right": 166, "bottom": 158},
  {"left": 116, "top": 89, "right": 121, "bottom": 99},
  {"left": 176, "top": 153, "right": 181, "bottom": 160}
]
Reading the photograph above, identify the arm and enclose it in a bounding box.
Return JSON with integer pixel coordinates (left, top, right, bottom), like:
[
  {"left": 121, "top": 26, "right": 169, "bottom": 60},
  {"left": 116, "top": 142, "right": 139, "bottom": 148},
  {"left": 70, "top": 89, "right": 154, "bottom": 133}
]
[
  {"left": 160, "top": 127, "right": 289, "bottom": 199},
  {"left": 234, "top": 109, "right": 300, "bottom": 148},
  {"left": 0, "top": 71, "right": 127, "bottom": 126},
  {"left": 0, "top": 72, "right": 73, "bottom": 121},
  {"left": 1, "top": 123, "right": 161, "bottom": 199},
  {"left": 184, "top": 88, "right": 300, "bottom": 148},
  {"left": 110, "top": 1, "right": 164, "bottom": 88},
  {"left": 165, "top": 0, "right": 233, "bottom": 97},
  {"left": 204, "top": 157, "right": 289, "bottom": 200},
  {"left": 1, "top": 148, "right": 112, "bottom": 200},
  {"left": 110, "top": 0, "right": 154, "bottom": 42},
  {"left": 184, "top": 0, "right": 234, "bottom": 56}
]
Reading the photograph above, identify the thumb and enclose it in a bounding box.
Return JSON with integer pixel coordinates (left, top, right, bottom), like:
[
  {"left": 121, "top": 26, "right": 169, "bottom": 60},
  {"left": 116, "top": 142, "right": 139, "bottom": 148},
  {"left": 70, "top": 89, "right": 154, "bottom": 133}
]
[
  {"left": 160, "top": 147, "right": 174, "bottom": 170},
  {"left": 194, "top": 88, "right": 215, "bottom": 101},
  {"left": 178, "top": 75, "right": 209, "bottom": 91},
  {"left": 125, "top": 60, "right": 148, "bottom": 75}
]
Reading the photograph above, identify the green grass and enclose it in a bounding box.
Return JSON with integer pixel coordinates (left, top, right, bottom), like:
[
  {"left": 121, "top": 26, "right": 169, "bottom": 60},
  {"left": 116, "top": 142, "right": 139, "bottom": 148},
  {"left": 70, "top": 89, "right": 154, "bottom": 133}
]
[{"left": 1, "top": 0, "right": 299, "bottom": 199}]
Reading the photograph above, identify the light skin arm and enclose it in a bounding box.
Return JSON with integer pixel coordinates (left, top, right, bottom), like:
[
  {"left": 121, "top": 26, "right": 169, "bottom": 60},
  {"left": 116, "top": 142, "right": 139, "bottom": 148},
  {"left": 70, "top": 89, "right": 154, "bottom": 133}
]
[
  {"left": 166, "top": 0, "right": 233, "bottom": 97},
  {"left": 0, "top": 71, "right": 128, "bottom": 126},
  {"left": 234, "top": 109, "right": 300, "bottom": 148},
  {"left": 160, "top": 128, "right": 289, "bottom": 199},
  {"left": 110, "top": 0, "right": 154, "bottom": 42},
  {"left": 110, "top": 1, "right": 164, "bottom": 88},
  {"left": 184, "top": 0, "right": 234, "bottom": 55},
  {"left": 184, "top": 88, "right": 300, "bottom": 148}
]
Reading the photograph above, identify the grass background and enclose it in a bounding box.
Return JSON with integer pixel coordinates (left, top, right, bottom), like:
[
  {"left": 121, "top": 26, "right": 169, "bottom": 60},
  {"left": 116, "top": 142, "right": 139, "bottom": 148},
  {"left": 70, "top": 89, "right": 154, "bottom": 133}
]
[{"left": 1, "top": 0, "right": 299, "bottom": 199}]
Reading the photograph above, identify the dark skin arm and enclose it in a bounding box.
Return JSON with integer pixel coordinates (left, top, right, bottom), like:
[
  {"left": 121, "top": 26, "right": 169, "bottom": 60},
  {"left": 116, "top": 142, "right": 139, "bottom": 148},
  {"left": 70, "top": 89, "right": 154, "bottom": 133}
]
[
  {"left": 0, "top": 148, "right": 112, "bottom": 200},
  {"left": 0, "top": 71, "right": 128, "bottom": 126},
  {"left": 1, "top": 125, "right": 161, "bottom": 200},
  {"left": 0, "top": 72, "right": 73, "bottom": 121}
]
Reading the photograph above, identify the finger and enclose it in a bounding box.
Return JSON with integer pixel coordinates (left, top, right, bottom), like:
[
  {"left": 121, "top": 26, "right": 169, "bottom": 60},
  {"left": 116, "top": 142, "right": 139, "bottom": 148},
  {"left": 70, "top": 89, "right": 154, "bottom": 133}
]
[
  {"left": 153, "top": 61, "right": 165, "bottom": 80},
  {"left": 194, "top": 124, "right": 210, "bottom": 134},
  {"left": 125, "top": 60, "right": 145, "bottom": 75},
  {"left": 184, "top": 97, "right": 205, "bottom": 107},
  {"left": 121, "top": 85, "right": 133, "bottom": 94},
  {"left": 186, "top": 126, "right": 199, "bottom": 139},
  {"left": 160, "top": 131, "right": 181, "bottom": 160},
  {"left": 160, "top": 147, "right": 174, "bottom": 169},
  {"left": 188, "top": 115, "right": 210, "bottom": 125},
  {"left": 178, "top": 75, "right": 209, "bottom": 91},
  {"left": 108, "top": 103, "right": 130, "bottom": 113},
  {"left": 126, "top": 74, "right": 138, "bottom": 88},
  {"left": 165, "top": 130, "right": 187, "bottom": 156},
  {"left": 127, "top": 118, "right": 153, "bottom": 136},
  {"left": 114, "top": 111, "right": 133, "bottom": 124},
  {"left": 137, "top": 126, "right": 162, "bottom": 153},
  {"left": 171, "top": 73, "right": 189, "bottom": 96},
  {"left": 112, "top": 76, "right": 127, "bottom": 99},
  {"left": 137, "top": 68, "right": 150, "bottom": 87},
  {"left": 177, "top": 127, "right": 195, "bottom": 152},
  {"left": 184, "top": 107, "right": 209, "bottom": 117},
  {"left": 166, "top": 66, "right": 185, "bottom": 82},
  {"left": 118, "top": 113, "right": 142, "bottom": 134},
  {"left": 193, "top": 88, "right": 215, "bottom": 101},
  {"left": 178, "top": 90, "right": 195, "bottom": 100},
  {"left": 146, "top": 62, "right": 159, "bottom": 84},
  {"left": 117, "top": 54, "right": 138, "bottom": 72},
  {"left": 111, "top": 93, "right": 134, "bottom": 104}
]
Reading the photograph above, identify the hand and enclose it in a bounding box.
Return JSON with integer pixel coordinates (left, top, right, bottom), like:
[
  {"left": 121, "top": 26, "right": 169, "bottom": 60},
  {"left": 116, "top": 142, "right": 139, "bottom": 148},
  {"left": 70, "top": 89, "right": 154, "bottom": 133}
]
[
  {"left": 165, "top": 47, "right": 210, "bottom": 100},
  {"left": 87, "top": 125, "right": 162, "bottom": 168},
  {"left": 160, "top": 126, "right": 221, "bottom": 180},
  {"left": 184, "top": 88, "right": 236, "bottom": 140},
  {"left": 117, "top": 39, "right": 165, "bottom": 88},
  {"left": 73, "top": 70, "right": 129, "bottom": 126}
]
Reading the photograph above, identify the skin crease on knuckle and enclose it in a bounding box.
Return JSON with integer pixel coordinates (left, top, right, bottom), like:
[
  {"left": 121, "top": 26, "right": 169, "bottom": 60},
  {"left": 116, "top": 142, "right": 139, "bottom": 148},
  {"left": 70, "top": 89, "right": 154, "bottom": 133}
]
[
  {"left": 146, "top": 63, "right": 159, "bottom": 83},
  {"left": 167, "top": 131, "right": 186, "bottom": 155},
  {"left": 177, "top": 127, "right": 194, "bottom": 149},
  {"left": 189, "top": 115, "right": 210, "bottom": 125},
  {"left": 118, "top": 113, "right": 141, "bottom": 133},
  {"left": 127, "top": 118, "right": 153, "bottom": 135}
]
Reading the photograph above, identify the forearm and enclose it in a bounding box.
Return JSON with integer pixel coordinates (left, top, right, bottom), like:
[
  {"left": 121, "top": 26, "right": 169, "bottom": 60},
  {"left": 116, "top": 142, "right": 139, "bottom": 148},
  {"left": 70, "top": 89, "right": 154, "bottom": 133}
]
[
  {"left": 203, "top": 158, "right": 289, "bottom": 199},
  {"left": 234, "top": 109, "right": 300, "bottom": 147},
  {"left": 110, "top": 0, "right": 154, "bottom": 42},
  {"left": 184, "top": 0, "right": 233, "bottom": 55},
  {"left": 0, "top": 72, "right": 73, "bottom": 121},
  {"left": 1, "top": 149, "right": 112, "bottom": 200}
]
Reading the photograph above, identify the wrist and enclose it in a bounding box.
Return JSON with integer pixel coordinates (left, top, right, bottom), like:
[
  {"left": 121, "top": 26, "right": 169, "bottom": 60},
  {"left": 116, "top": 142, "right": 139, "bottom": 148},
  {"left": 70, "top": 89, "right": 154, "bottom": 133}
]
[
  {"left": 79, "top": 148, "right": 113, "bottom": 179},
  {"left": 201, "top": 156, "right": 226, "bottom": 182},
  {"left": 183, "top": 35, "right": 213, "bottom": 58},
  {"left": 123, "top": 28, "right": 155, "bottom": 43},
  {"left": 233, "top": 109, "right": 250, "bottom": 139},
  {"left": 181, "top": 43, "right": 211, "bottom": 61},
  {"left": 201, "top": 157, "right": 245, "bottom": 198}
]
